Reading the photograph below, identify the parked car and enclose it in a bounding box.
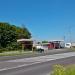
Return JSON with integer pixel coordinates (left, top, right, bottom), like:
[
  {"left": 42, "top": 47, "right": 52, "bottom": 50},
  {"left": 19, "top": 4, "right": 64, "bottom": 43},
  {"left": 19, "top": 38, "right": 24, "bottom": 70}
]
[
  {"left": 36, "top": 45, "right": 44, "bottom": 53},
  {"left": 37, "top": 48, "right": 44, "bottom": 53}
]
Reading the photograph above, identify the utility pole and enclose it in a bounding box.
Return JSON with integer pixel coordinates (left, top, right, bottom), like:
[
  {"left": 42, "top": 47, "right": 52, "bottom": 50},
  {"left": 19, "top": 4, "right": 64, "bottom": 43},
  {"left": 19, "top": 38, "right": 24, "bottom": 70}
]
[
  {"left": 68, "top": 25, "right": 72, "bottom": 43},
  {"left": 63, "top": 36, "right": 65, "bottom": 42}
]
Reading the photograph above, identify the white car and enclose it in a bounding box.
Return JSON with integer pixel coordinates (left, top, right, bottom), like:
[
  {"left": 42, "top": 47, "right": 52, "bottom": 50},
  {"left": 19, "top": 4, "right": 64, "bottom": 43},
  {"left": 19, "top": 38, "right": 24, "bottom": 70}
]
[
  {"left": 65, "top": 43, "right": 71, "bottom": 48},
  {"left": 36, "top": 45, "right": 44, "bottom": 49}
]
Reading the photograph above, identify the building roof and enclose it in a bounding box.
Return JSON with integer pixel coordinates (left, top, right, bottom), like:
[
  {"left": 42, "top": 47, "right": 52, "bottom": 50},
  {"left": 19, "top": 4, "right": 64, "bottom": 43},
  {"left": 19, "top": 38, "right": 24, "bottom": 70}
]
[
  {"left": 49, "top": 40, "right": 64, "bottom": 42},
  {"left": 17, "top": 39, "right": 33, "bottom": 42}
]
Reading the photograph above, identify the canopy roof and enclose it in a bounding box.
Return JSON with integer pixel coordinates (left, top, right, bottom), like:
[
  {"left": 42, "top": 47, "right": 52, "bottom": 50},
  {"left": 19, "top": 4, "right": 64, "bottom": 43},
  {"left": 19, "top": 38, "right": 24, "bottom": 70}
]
[
  {"left": 17, "top": 39, "right": 33, "bottom": 42},
  {"left": 49, "top": 40, "right": 64, "bottom": 42}
]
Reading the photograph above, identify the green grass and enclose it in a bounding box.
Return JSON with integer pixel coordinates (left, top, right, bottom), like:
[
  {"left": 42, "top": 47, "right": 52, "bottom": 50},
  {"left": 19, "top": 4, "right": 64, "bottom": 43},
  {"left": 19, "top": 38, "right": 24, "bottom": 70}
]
[
  {"left": 0, "top": 51, "right": 33, "bottom": 56},
  {"left": 51, "top": 64, "right": 75, "bottom": 75},
  {"left": 70, "top": 47, "right": 75, "bottom": 51}
]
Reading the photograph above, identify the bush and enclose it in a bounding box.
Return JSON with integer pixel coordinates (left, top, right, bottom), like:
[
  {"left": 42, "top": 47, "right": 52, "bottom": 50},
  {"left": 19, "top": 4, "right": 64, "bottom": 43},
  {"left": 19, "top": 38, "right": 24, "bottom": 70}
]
[
  {"left": 0, "top": 42, "right": 22, "bottom": 52},
  {"left": 0, "top": 49, "right": 3, "bottom": 53},
  {"left": 0, "top": 48, "right": 8, "bottom": 53}
]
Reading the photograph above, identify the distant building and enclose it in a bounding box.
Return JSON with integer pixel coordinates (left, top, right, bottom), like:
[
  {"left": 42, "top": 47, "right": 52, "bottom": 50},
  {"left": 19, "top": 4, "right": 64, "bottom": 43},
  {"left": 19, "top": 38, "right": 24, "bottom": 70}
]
[
  {"left": 17, "top": 39, "right": 65, "bottom": 51},
  {"left": 17, "top": 39, "right": 33, "bottom": 50},
  {"left": 71, "top": 43, "right": 75, "bottom": 48},
  {"left": 36, "top": 40, "right": 64, "bottom": 50},
  {"left": 48, "top": 40, "right": 64, "bottom": 49}
]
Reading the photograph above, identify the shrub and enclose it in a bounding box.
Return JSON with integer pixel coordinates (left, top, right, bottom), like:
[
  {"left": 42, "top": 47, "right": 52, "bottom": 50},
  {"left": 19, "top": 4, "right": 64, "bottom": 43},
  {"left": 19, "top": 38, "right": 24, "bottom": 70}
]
[{"left": 0, "top": 49, "right": 3, "bottom": 53}]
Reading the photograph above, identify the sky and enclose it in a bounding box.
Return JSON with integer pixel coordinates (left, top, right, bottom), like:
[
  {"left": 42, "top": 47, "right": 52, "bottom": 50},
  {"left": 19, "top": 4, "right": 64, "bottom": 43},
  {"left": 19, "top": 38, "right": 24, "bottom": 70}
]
[{"left": 0, "top": 0, "right": 75, "bottom": 42}]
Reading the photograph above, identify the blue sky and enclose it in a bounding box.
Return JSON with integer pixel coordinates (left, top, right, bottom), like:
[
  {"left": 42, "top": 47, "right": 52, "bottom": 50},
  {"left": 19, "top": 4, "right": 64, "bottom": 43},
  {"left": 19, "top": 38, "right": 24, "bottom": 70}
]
[{"left": 0, "top": 0, "right": 75, "bottom": 42}]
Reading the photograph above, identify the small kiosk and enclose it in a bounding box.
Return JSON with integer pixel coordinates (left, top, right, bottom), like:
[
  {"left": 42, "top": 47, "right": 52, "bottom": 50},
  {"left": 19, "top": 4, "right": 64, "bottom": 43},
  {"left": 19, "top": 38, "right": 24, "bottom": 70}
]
[{"left": 17, "top": 39, "right": 33, "bottom": 51}]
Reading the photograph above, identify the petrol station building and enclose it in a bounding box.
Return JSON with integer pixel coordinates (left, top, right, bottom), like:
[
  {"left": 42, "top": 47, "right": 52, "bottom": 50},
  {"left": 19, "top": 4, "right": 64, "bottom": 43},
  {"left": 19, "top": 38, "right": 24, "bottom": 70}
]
[{"left": 17, "top": 39, "right": 64, "bottom": 51}]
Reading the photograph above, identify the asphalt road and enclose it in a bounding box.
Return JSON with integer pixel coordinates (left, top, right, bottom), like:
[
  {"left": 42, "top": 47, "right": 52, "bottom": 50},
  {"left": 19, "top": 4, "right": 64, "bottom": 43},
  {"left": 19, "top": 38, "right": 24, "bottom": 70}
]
[
  {"left": 0, "top": 49, "right": 74, "bottom": 61},
  {"left": 0, "top": 56, "right": 75, "bottom": 75},
  {"left": 0, "top": 52, "right": 75, "bottom": 75}
]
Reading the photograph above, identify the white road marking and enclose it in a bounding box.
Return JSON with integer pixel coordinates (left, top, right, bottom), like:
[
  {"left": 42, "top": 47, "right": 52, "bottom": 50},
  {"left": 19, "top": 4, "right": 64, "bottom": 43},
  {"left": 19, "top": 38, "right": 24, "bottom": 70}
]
[{"left": 0, "top": 52, "right": 75, "bottom": 71}]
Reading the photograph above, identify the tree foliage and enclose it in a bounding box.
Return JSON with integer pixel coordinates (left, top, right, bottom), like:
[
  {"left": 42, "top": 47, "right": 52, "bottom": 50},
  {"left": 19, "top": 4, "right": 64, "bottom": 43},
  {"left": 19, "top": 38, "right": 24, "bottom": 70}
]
[
  {"left": 0, "top": 22, "right": 31, "bottom": 50},
  {"left": 42, "top": 40, "right": 48, "bottom": 43}
]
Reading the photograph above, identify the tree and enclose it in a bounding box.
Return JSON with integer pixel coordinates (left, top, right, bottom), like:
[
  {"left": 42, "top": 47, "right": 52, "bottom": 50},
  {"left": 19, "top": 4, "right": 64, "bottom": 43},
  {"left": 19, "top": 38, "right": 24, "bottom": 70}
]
[
  {"left": 0, "top": 22, "right": 31, "bottom": 50},
  {"left": 42, "top": 40, "right": 48, "bottom": 43},
  {"left": 17, "top": 24, "right": 31, "bottom": 39}
]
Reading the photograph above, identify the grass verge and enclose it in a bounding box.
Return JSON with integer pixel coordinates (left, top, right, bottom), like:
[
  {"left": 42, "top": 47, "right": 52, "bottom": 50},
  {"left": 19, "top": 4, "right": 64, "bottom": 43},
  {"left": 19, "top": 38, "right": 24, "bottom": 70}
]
[
  {"left": 51, "top": 64, "right": 75, "bottom": 75},
  {"left": 0, "top": 51, "right": 33, "bottom": 56}
]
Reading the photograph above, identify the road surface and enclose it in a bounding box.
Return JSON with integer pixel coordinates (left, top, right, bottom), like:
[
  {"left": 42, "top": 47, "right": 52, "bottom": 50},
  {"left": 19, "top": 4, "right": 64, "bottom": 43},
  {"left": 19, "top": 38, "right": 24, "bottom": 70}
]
[
  {"left": 0, "top": 49, "right": 74, "bottom": 61},
  {"left": 0, "top": 52, "right": 75, "bottom": 75}
]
